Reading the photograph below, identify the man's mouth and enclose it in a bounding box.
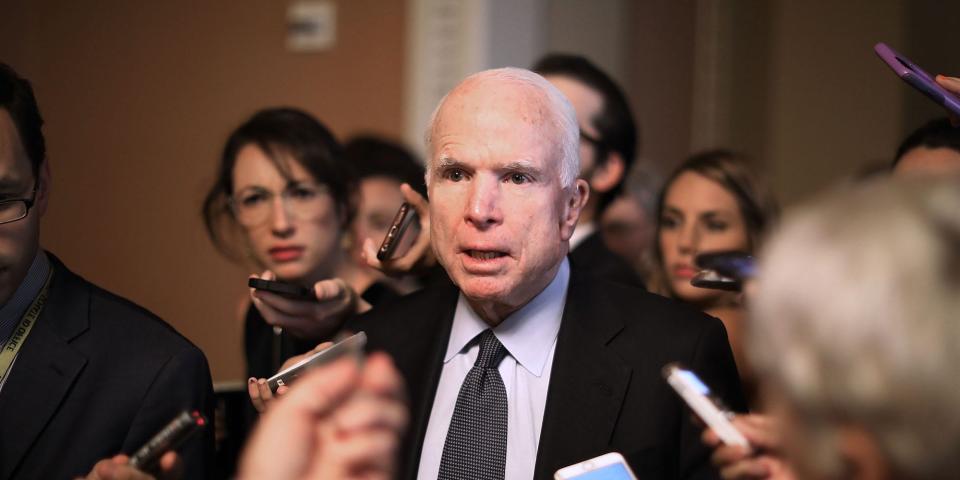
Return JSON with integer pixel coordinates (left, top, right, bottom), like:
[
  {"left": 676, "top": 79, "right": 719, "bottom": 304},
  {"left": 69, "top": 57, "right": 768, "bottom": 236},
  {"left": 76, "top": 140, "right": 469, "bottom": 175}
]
[{"left": 466, "top": 250, "right": 508, "bottom": 261}]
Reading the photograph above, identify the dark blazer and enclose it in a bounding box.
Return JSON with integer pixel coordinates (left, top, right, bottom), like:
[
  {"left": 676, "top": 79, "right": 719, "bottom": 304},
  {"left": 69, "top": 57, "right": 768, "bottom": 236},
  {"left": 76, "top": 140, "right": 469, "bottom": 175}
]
[
  {"left": 349, "top": 265, "right": 746, "bottom": 480},
  {"left": 569, "top": 230, "right": 646, "bottom": 289},
  {"left": 0, "top": 254, "right": 215, "bottom": 479}
]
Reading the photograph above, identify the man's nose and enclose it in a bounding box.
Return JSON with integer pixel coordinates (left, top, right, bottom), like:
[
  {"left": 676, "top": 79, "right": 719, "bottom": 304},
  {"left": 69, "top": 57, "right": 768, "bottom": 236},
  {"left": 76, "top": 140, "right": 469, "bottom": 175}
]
[
  {"left": 270, "top": 197, "right": 295, "bottom": 237},
  {"left": 465, "top": 176, "right": 503, "bottom": 229}
]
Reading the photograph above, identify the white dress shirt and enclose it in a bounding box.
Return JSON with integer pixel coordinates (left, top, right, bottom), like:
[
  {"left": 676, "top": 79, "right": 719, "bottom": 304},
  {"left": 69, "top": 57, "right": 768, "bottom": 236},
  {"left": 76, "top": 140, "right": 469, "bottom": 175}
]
[{"left": 417, "top": 258, "right": 570, "bottom": 480}]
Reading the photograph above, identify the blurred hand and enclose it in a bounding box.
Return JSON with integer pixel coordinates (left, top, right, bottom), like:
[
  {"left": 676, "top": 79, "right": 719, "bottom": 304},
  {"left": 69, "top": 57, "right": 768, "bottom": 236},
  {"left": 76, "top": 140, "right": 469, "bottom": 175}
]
[
  {"left": 250, "top": 271, "right": 366, "bottom": 342},
  {"left": 362, "top": 183, "right": 435, "bottom": 276},
  {"left": 702, "top": 414, "right": 796, "bottom": 480},
  {"left": 79, "top": 453, "right": 181, "bottom": 480},
  {"left": 935, "top": 75, "right": 960, "bottom": 126},
  {"left": 238, "top": 352, "right": 408, "bottom": 480},
  {"left": 247, "top": 341, "right": 333, "bottom": 413}
]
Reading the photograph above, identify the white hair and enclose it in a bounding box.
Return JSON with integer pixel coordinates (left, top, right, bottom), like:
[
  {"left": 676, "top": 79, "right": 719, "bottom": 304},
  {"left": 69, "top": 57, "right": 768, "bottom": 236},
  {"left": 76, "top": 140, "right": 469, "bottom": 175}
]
[
  {"left": 749, "top": 177, "right": 960, "bottom": 478},
  {"left": 423, "top": 67, "right": 580, "bottom": 189}
]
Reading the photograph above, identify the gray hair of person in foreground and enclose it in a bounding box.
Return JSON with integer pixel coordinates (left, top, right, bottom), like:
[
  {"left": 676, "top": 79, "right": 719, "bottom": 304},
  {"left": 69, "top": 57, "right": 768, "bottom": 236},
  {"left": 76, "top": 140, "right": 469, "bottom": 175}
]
[
  {"left": 749, "top": 177, "right": 960, "bottom": 479},
  {"left": 422, "top": 67, "right": 580, "bottom": 190}
]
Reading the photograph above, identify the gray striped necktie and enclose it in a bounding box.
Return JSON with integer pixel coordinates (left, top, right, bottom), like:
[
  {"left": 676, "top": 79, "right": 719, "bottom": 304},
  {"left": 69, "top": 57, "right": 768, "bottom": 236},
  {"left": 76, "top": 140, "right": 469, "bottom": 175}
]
[{"left": 438, "top": 329, "right": 509, "bottom": 480}]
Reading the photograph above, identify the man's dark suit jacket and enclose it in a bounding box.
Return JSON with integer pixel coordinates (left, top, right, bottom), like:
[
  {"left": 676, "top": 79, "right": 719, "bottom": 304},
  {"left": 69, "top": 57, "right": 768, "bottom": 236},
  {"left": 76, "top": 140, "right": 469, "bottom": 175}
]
[
  {"left": 570, "top": 230, "right": 646, "bottom": 289},
  {"left": 0, "top": 254, "right": 215, "bottom": 479},
  {"left": 349, "top": 265, "right": 746, "bottom": 480}
]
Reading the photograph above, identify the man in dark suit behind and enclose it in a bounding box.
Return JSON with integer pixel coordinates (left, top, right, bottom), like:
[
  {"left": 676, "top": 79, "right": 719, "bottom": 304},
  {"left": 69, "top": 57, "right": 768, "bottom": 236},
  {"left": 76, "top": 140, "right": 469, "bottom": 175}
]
[
  {"left": 348, "top": 68, "right": 745, "bottom": 479},
  {"left": 0, "top": 63, "right": 214, "bottom": 479},
  {"left": 534, "top": 54, "right": 645, "bottom": 288}
]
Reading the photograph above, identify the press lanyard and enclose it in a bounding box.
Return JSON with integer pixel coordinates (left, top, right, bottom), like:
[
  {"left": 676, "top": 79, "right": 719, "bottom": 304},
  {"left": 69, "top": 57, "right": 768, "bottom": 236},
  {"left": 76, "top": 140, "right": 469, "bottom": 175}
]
[{"left": 0, "top": 269, "right": 53, "bottom": 386}]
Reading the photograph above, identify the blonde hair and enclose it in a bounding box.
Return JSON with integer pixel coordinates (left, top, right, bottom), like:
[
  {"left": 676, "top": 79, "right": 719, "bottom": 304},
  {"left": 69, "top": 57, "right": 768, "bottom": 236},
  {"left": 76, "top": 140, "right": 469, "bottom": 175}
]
[{"left": 750, "top": 177, "right": 960, "bottom": 478}]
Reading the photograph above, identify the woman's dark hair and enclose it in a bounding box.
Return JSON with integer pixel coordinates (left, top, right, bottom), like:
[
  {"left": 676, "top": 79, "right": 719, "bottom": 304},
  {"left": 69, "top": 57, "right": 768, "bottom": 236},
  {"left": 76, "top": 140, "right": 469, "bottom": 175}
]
[
  {"left": 649, "top": 149, "right": 778, "bottom": 296},
  {"left": 343, "top": 135, "right": 427, "bottom": 198},
  {"left": 202, "top": 107, "right": 355, "bottom": 260},
  {"left": 893, "top": 117, "right": 960, "bottom": 168}
]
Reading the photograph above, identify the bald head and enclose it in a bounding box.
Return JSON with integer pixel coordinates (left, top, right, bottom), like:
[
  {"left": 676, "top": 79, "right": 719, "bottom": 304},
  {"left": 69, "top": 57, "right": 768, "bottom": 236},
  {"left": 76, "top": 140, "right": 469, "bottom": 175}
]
[{"left": 425, "top": 68, "right": 580, "bottom": 189}]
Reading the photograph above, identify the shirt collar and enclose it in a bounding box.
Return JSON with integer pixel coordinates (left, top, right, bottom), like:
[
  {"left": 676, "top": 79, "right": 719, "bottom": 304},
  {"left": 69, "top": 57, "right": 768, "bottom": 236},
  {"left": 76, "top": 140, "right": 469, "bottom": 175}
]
[
  {"left": 0, "top": 251, "right": 50, "bottom": 340},
  {"left": 445, "top": 258, "right": 570, "bottom": 377},
  {"left": 569, "top": 222, "right": 596, "bottom": 250}
]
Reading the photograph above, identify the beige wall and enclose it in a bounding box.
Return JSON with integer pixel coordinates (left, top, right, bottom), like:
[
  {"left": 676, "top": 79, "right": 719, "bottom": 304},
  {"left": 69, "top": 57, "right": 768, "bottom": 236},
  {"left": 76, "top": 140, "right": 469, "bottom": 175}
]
[
  {"left": 763, "top": 0, "right": 905, "bottom": 202},
  {"left": 0, "top": 0, "right": 407, "bottom": 381}
]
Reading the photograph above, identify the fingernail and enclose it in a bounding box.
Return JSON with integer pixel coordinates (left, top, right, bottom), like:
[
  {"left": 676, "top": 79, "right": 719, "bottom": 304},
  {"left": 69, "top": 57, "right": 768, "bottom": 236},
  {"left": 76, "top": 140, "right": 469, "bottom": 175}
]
[{"left": 248, "top": 377, "right": 256, "bottom": 384}]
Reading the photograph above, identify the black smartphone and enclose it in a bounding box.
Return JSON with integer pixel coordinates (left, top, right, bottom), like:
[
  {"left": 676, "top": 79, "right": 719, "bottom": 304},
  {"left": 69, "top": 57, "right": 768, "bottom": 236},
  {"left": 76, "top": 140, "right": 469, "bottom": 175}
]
[
  {"left": 376, "top": 202, "right": 420, "bottom": 261},
  {"left": 695, "top": 251, "right": 756, "bottom": 280},
  {"left": 248, "top": 278, "right": 316, "bottom": 302},
  {"left": 128, "top": 410, "right": 207, "bottom": 471},
  {"left": 690, "top": 251, "right": 755, "bottom": 292}
]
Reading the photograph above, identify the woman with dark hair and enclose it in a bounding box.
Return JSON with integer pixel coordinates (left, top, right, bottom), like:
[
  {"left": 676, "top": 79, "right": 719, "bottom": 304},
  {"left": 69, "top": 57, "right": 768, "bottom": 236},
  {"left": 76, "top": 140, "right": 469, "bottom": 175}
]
[
  {"left": 650, "top": 150, "right": 777, "bottom": 394},
  {"left": 202, "top": 108, "right": 371, "bottom": 385}
]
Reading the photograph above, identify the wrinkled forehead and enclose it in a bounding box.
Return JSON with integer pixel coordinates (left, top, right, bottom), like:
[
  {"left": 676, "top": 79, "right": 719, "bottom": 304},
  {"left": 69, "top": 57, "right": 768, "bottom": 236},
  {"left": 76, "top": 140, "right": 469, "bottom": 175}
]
[{"left": 431, "top": 81, "right": 561, "bottom": 157}]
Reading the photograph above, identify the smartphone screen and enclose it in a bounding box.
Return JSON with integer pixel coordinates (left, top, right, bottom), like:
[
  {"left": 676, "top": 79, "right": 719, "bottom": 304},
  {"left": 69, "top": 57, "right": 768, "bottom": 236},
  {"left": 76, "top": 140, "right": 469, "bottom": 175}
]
[
  {"left": 564, "top": 463, "right": 635, "bottom": 480},
  {"left": 555, "top": 453, "right": 637, "bottom": 480}
]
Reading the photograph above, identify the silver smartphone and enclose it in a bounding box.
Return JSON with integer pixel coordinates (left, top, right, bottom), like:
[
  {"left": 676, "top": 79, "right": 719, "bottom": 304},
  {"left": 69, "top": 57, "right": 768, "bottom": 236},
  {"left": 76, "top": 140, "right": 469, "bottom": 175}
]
[
  {"left": 267, "top": 331, "right": 367, "bottom": 392},
  {"left": 554, "top": 452, "right": 638, "bottom": 480},
  {"left": 663, "top": 362, "right": 749, "bottom": 447}
]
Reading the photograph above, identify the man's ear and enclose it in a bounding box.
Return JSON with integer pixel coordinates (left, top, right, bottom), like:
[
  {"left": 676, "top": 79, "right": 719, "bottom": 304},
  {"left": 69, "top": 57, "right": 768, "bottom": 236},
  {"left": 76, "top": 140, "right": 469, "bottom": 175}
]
[
  {"left": 560, "top": 179, "right": 590, "bottom": 240},
  {"left": 35, "top": 160, "right": 51, "bottom": 217},
  {"left": 589, "top": 152, "right": 626, "bottom": 194}
]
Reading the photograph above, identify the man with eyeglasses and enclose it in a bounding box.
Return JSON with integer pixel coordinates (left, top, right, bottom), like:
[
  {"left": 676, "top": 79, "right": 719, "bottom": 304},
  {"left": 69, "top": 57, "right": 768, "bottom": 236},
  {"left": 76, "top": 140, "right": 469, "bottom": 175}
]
[
  {"left": 0, "top": 63, "right": 214, "bottom": 479},
  {"left": 534, "top": 54, "right": 645, "bottom": 289}
]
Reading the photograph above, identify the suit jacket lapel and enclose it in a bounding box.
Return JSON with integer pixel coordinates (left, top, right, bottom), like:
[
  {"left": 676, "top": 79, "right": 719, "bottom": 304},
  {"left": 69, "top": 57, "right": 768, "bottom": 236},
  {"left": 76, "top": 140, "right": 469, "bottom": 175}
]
[
  {"left": 0, "top": 258, "right": 89, "bottom": 479},
  {"left": 534, "top": 269, "right": 633, "bottom": 478},
  {"left": 356, "top": 278, "right": 460, "bottom": 480}
]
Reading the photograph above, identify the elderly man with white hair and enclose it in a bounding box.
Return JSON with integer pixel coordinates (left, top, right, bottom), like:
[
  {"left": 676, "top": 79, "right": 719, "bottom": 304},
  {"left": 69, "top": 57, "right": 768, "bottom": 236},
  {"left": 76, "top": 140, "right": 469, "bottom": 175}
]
[
  {"left": 343, "top": 67, "right": 745, "bottom": 480},
  {"left": 705, "top": 177, "right": 960, "bottom": 480}
]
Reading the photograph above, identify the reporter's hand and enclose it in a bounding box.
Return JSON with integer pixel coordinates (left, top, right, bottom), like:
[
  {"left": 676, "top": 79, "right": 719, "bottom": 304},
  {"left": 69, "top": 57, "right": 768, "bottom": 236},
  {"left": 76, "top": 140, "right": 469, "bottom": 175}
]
[
  {"left": 250, "top": 271, "right": 366, "bottom": 341},
  {"left": 247, "top": 342, "right": 333, "bottom": 413},
  {"left": 935, "top": 75, "right": 960, "bottom": 126},
  {"left": 80, "top": 453, "right": 182, "bottom": 480},
  {"left": 362, "top": 183, "right": 435, "bottom": 276},
  {"left": 238, "top": 352, "right": 408, "bottom": 480},
  {"left": 702, "top": 414, "right": 796, "bottom": 480}
]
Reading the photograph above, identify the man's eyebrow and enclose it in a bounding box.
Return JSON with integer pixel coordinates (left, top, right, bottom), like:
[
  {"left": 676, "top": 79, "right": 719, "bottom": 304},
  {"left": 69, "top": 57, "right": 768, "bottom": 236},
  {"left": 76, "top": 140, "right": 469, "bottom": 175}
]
[
  {"left": 502, "top": 160, "right": 543, "bottom": 174},
  {"left": 434, "top": 154, "right": 463, "bottom": 170}
]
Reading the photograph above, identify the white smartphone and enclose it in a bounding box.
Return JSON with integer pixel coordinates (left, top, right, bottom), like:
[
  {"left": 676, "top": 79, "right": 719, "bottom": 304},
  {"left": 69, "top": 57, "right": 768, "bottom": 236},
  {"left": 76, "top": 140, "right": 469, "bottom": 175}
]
[
  {"left": 662, "top": 362, "right": 749, "bottom": 447},
  {"left": 554, "top": 452, "right": 638, "bottom": 480},
  {"left": 267, "top": 331, "right": 367, "bottom": 392}
]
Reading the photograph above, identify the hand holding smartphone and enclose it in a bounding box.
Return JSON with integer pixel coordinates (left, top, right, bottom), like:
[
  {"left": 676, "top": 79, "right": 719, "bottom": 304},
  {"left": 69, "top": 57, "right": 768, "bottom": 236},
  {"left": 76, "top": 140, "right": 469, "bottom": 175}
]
[
  {"left": 663, "top": 363, "right": 749, "bottom": 447},
  {"left": 875, "top": 42, "right": 960, "bottom": 117}
]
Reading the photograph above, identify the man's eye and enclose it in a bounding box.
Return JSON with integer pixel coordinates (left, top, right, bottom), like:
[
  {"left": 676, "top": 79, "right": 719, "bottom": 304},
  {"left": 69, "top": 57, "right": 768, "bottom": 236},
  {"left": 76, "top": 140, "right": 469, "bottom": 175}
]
[
  {"left": 443, "top": 169, "right": 466, "bottom": 182},
  {"left": 507, "top": 173, "right": 530, "bottom": 185}
]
